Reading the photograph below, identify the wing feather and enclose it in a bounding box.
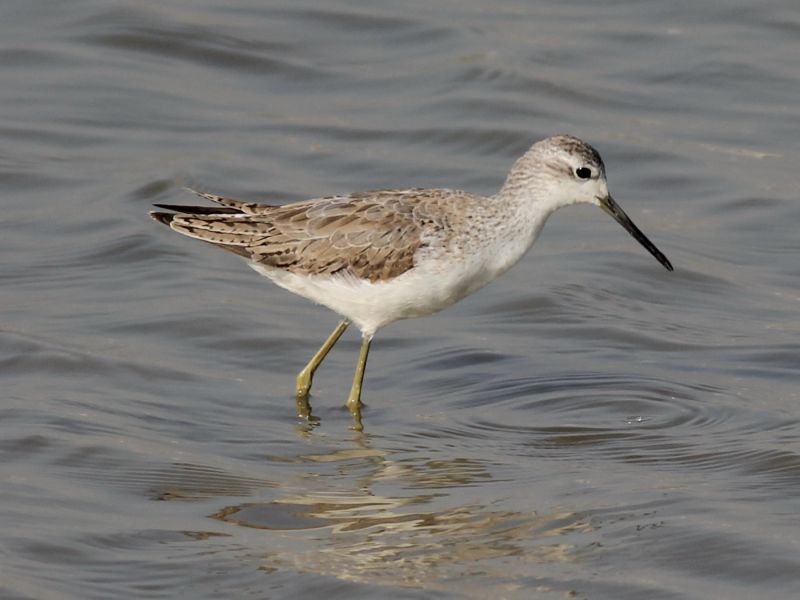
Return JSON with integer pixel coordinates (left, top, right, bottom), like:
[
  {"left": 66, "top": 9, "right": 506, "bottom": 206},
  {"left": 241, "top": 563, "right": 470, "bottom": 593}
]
[{"left": 152, "top": 188, "right": 473, "bottom": 282}]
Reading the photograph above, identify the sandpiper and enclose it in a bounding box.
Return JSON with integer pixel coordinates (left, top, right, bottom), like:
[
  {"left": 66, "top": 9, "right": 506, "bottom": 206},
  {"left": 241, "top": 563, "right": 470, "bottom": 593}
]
[{"left": 150, "top": 135, "right": 672, "bottom": 430}]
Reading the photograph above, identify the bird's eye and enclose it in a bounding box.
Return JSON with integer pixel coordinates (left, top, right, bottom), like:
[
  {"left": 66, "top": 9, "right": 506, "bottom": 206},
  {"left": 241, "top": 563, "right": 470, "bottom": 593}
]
[{"left": 575, "top": 167, "right": 592, "bottom": 180}]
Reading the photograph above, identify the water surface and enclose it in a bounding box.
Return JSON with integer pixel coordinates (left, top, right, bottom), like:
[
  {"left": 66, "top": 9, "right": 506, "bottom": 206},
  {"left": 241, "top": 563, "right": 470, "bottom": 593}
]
[{"left": 2, "top": 0, "right": 800, "bottom": 598}]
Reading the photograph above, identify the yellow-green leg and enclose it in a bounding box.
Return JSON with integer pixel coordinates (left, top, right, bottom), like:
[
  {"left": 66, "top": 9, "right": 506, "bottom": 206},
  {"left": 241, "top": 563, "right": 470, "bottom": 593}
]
[
  {"left": 346, "top": 334, "right": 372, "bottom": 431},
  {"left": 295, "top": 320, "right": 349, "bottom": 418}
]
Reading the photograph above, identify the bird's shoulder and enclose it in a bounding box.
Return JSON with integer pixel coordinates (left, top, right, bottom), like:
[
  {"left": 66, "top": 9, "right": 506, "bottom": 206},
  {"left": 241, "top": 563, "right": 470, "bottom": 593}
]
[{"left": 269, "top": 187, "right": 479, "bottom": 233}]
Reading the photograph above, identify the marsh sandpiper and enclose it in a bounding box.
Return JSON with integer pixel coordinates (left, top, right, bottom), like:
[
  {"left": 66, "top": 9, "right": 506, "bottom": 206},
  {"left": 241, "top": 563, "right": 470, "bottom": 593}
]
[{"left": 151, "top": 135, "right": 673, "bottom": 430}]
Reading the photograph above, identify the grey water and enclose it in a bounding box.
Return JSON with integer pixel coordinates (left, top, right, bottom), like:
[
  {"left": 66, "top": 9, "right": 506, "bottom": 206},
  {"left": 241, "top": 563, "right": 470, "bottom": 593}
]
[{"left": 2, "top": 0, "right": 800, "bottom": 598}]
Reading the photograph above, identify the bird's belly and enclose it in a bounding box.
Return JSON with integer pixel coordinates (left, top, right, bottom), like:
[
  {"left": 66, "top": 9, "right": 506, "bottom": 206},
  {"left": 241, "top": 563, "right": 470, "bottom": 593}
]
[{"left": 247, "top": 258, "right": 498, "bottom": 336}]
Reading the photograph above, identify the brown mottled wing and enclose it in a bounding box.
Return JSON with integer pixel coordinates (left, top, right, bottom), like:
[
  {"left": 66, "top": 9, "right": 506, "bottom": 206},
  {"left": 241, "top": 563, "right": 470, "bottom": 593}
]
[
  {"left": 153, "top": 188, "right": 461, "bottom": 282},
  {"left": 156, "top": 189, "right": 281, "bottom": 215}
]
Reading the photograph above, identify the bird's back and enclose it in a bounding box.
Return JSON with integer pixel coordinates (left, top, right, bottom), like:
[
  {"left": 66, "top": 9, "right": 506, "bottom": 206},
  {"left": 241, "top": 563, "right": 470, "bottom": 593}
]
[{"left": 151, "top": 187, "right": 486, "bottom": 283}]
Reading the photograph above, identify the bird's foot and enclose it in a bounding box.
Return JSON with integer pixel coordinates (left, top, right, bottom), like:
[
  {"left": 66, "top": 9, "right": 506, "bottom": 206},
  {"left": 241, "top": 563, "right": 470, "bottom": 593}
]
[
  {"left": 346, "top": 396, "right": 364, "bottom": 432},
  {"left": 295, "top": 390, "right": 318, "bottom": 423}
]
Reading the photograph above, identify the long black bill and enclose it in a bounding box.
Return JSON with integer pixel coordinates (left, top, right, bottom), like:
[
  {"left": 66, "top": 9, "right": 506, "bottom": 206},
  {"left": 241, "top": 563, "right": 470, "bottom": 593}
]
[{"left": 599, "top": 195, "right": 673, "bottom": 272}]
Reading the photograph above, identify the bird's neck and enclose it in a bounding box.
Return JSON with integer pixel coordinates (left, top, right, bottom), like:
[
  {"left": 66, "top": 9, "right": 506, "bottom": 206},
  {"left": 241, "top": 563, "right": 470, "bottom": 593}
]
[{"left": 483, "top": 184, "right": 558, "bottom": 278}]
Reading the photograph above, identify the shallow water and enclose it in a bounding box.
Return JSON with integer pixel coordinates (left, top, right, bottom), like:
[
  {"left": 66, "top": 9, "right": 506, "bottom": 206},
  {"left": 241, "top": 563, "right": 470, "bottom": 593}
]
[{"left": 3, "top": 0, "right": 800, "bottom": 598}]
